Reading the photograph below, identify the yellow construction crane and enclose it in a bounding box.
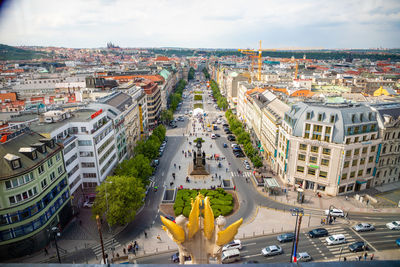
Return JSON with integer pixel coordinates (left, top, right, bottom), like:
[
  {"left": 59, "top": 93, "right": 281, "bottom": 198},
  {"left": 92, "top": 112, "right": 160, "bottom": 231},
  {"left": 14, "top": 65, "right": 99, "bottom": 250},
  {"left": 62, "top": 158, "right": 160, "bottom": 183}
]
[
  {"left": 237, "top": 49, "right": 257, "bottom": 73},
  {"left": 239, "top": 40, "right": 277, "bottom": 81}
]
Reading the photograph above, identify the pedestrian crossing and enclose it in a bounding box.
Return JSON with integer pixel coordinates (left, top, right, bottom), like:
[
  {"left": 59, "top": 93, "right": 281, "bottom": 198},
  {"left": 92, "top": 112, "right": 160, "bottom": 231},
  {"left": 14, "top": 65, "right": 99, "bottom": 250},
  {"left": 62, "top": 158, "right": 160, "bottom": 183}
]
[
  {"left": 92, "top": 237, "right": 121, "bottom": 258},
  {"left": 304, "top": 226, "right": 370, "bottom": 260},
  {"left": 230, "top": 171, "right": 252, "bottom": 178}
]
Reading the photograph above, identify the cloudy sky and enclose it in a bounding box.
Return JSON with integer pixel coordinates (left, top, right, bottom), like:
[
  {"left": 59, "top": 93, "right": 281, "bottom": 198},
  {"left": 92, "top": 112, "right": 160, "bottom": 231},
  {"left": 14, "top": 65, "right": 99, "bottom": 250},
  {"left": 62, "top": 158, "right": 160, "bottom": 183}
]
[{"left": 0, "top": 0, "right": 399, "bottom": 49}]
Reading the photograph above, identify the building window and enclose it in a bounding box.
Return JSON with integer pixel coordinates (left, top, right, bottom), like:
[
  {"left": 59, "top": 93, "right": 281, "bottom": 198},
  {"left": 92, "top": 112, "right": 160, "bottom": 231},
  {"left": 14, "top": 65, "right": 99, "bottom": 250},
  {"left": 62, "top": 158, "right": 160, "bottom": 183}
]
[
  {"left": 319, "top": 171, "right": 327, "bottom": 178},
  {"left": 305, "top": 123, "right": 311, "bottom": 131},
  {"left": 78, "top": 140, "right": 92, "bottom": 146},
  {"left": 81, "top": 162, "right": 95, "bottom": 168},
  {"left": 317, "top": 184, "right": 326, "bottom": 191},
  {"left": 358, "top": 170, "right": 363, "bottom": 177},
  {"left": 354, "top": 126, "right": 359, "bottom": 134},
  {"left": 370, "top": 146, "right": 376, "bottom": 152},
  {"left": 57, "top": 165, "right": 63, "bottom": 175},
  {"left": 47, "top": 158, "right": 53, "bottom": 167},
  {"left": 344, "top": 161, "right": 350, "bottom": 168},
  {"left": 297, "top": 166, "right": 304, "bottom": 173},
  {"left": 352, "top": 159, "right": 358, "bottom": 166},
  {"left": 56, "top": 153, "right": 61, "bottom": 161},
  {"left": 83, "top": 173, "right": 97, "bottom": 178},
  {"left": 49, "top": 172, "right": 56, "bottom": 181},
  {"left": 304, "top": 132, "right": 310, "bottom": 139},
  {"left": 311, "top": 146, "right": 319, "bottom": 153},
  {"left": 318, "top": 114, "right": 323, "bottom": 121},
  {"left": 342, "top": 173, "right": 347, "bottom": 180},
  {"left": 368, "top": 156, "right": 374, "bottom": 163},
  {"left": 309, "top": 156, "right": 317, "bottom": 164},
  {"left": 360, "top": 158, "right": 365, "bottom": 165},
  {"left": 299, "top": 144, "right": 307, "bottom": 150},
  {"left": 354, "top": 148, "right": 360, "bottom": 156},
  {"left": 347, "top": 184, "right": 354, "bottom": 191},
  {"left": 11, "top": 160, "right": 21, "bottom": 169},
  {"left": 306, "top": 112, "right": 311, "bottom": 120},
  {"left": 330, "top": 115, "right": 335, "bottom": 123},
  {"left": 80, "top": 151, "right": 94, "bottom": 157},
  {"left": 352, "top": 114, "right": 356, "bottom": 123},
  {"left": 41, "top": 178, "right": 47, "bottom": 189},
  {"left": 308, "top": 168, "right": 316, "bottom": 176},
  {"left": 362, "top": 147, "right": 367, "bottom": 154},
  {"left": 298, "top": 154, "right": 306, "bottom": 161},
  {"left": 345, "top": 150, "right": 351, "bottom": 157},
  {"left": 339, "top": 186, "right": 346, "bottom": 193},
  {"left": 38, "top": 165, "right": 44, "bottom": 175},
  {"left": 346, "top": 138, "right": 350, "bottom": 144},
  {"left": 350, "top": 171, "right": 355, "bottom": 178},
  {"left": 321, "top": 159, "right": 329, "bottom": 166},
  {"left": 370, "top": 124, "right": 376, "bottom": 131},
  {"left": 322, "top": 148, "right": 331, "bottom": 155},
  {"left": 366, "top": 168, "right": 372, "bottom": 174},
  {"left": 354, "top": 137, "right": 359, "bottom": 143}
]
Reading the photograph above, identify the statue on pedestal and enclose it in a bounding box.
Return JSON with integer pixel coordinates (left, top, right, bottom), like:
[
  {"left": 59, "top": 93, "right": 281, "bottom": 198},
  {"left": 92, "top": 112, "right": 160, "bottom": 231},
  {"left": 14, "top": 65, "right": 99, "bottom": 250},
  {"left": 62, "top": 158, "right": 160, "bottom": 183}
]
[{"left": 161, "top": 194, "right": 243, "bottom": 264}]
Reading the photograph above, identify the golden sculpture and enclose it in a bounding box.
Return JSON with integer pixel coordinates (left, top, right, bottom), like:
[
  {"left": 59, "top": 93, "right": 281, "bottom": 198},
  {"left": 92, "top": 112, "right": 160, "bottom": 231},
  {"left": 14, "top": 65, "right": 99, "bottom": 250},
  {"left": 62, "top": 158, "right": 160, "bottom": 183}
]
[{"left": 161, "top": 194, "right": 243, "bottom": 264}]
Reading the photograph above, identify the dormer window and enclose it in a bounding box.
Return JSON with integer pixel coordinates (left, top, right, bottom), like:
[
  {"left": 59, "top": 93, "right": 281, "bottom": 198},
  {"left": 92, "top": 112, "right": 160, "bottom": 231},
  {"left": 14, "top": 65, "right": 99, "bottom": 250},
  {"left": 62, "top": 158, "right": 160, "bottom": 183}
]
[
  {"left": 351, "top": 114, "right": 356, "bottom": 123},
  {"left": 330, "top": 115, "right": 335, "bottom": 123},
  {"left": 318, "top": 113, "right": 323, "bottom": 122},
  {"left": 31, "top": 143, "right": 47, "bottom": 154},
  {"left": 360, "top": 113, "right": 364, "bottom": 122},
  {"left": 368, "top": 112, "right": 372, "bottom": 120},
  {"left": 306, "top": 112, "right": 311, "bottom": 120},
  {"left": 11, "top": 159, "right": 21, "bottom": 169},
  {"left": 4, "top": 153, "right": 22, "bottom": 170},
  {"left": 32, "top": 150, "right": 37, "bottom": 160}
]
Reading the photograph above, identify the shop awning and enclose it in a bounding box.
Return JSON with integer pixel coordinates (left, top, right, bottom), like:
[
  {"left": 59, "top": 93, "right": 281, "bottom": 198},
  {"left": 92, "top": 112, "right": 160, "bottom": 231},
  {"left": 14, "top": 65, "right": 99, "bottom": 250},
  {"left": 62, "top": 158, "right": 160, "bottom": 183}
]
[{"left": 264, "top": 178, "right": 280, "bottom": 188}]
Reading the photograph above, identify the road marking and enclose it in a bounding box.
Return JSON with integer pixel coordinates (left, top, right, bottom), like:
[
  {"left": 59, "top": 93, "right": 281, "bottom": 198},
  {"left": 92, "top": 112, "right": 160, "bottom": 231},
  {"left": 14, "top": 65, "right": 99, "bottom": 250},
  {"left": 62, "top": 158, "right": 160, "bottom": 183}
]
[
  {"left": 152, "top": 220, "right": 155, "bottom": 225},
  {"left": 245, "top": 242, "right": 257, "bottom": 246},
  {"left": 157, "top": 209, "right": 159, "bottom": 213},
  {"left": 349, "top": 227, "right": 378, "bottom": 251},
  {"left": 162, "top": 171, "right": 164, "bottom": 177}
]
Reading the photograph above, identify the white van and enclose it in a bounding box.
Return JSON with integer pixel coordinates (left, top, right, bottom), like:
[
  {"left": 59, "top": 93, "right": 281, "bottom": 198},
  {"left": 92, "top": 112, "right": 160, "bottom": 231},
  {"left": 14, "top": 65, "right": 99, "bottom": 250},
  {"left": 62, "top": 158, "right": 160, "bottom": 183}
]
[
  {"left": 221, "top": 248, "right": 240, "bottom": 263},
  {"left": 326, "top": 234, "right": 346, "bottom": 245}
]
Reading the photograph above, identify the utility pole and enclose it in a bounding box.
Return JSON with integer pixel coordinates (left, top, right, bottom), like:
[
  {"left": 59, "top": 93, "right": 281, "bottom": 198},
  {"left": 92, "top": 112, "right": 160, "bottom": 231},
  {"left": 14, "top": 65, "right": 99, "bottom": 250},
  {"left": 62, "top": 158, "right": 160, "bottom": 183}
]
[
  {"left": 290, "top": 208, "right": 304, "bottom": 263},
  {"left": 96, "top": 215, "right": 106, "bottom": 264},
  {"left": 293, "top": 213, "right": 303, "bottom": 263},
  {"left": 51, "top": 227, "right": 61, "bottom": 264}
]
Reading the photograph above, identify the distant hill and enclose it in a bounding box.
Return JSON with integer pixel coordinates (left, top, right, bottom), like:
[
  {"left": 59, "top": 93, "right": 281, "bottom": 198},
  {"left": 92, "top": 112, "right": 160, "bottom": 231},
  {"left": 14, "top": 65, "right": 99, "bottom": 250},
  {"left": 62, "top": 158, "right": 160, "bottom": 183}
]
[{"left": 0, "top": 44, "right": 50, "bottom": 61}]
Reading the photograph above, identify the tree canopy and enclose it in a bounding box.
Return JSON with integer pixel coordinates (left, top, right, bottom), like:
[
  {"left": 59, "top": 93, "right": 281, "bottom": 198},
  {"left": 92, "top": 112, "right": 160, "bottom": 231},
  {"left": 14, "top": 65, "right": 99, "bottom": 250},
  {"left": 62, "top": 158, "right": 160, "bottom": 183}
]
[{"left": 92, "top": 175, "right": 146, "bottom": 226}]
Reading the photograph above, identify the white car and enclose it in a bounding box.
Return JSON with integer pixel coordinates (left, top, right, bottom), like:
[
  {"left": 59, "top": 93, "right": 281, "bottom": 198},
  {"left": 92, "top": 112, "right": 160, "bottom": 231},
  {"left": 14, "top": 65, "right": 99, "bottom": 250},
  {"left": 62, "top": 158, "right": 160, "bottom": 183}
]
[
  {"left": 324, "top": 208, "right": 344, "bottom": 217},
  {"left": 386, "top": 221, "right": 400, "bottom": 230},
  {"left": 83, "top": 201, "right": 94, "bottom": 208},
  {"left": 222, "top": 239, "right": 242, "bottom": 251},
  {"left": 231, "top": 143, "right": 239, "bottom": 148},
  {"left": 353, "top": 223, "right": 375, "bottom": 232},
  {"left": 211, "top": 134, "right": 216, "bottom": 139},
  {"left": 326, "top": 234, "right": 346, "bottom": 245}
]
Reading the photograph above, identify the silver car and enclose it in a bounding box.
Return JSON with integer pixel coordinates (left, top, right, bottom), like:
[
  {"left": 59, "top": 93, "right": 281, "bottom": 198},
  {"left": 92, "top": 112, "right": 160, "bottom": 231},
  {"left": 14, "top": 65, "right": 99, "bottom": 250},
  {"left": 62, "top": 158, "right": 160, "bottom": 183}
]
[
  {"left": 353, "top": 223, "right": 375, "bottom": 232},
  {"left": 261, "top": 245, "right": 283, "bottom": 256}
]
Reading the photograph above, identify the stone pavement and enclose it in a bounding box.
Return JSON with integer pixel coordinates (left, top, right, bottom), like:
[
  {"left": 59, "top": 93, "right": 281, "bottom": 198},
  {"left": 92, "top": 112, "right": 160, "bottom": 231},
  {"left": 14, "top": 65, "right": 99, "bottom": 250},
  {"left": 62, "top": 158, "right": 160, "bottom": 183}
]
[
  {"left": 257, "top": 176, "right": 400, "bottom": 214},
  {"left": 164, "top": 114, "right": 234, "bottom": 191}
]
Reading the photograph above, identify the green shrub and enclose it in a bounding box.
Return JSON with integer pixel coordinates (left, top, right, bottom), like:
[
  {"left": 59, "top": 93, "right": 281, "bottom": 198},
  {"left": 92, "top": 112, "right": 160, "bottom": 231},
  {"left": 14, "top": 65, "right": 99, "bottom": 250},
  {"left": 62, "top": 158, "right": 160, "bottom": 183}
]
[
  {"left": 194, "top": 95, "right": 203, "bottom": 101},
  {"left": 182, "top": 206, "right": 192, "bottom": 218},
  {"left": 174, "top": 206, "right": 183, "bottom": 216},
  {"left": 220, "top": 206, "right": 233, "bottom": 216}
]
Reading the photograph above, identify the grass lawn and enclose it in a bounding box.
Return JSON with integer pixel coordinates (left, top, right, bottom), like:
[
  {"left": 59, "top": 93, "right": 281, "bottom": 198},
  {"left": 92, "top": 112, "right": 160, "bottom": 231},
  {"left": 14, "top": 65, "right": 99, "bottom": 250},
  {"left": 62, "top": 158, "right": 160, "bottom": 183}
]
[
  {"left": 193, "top": 103, "right": 203, "bottom": 109},
  {"left": 194, "top": 95, "right": 203, "bottom": 101}
]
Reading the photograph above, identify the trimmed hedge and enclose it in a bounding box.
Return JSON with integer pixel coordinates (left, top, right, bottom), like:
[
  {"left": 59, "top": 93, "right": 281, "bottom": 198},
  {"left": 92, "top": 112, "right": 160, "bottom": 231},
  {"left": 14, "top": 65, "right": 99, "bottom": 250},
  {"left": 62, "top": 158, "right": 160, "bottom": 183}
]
[
  {"left": 173, "top": 188, "right": 234, "bottom": 217},
  {"left": 194, "top": 103, "right": 203, "bottom": 109},
  {"left": 194, "top": 95, "right": 203, "bottom": 101},
  {"left": 194, "top": 91, "right": 203, "bottom": 94}
]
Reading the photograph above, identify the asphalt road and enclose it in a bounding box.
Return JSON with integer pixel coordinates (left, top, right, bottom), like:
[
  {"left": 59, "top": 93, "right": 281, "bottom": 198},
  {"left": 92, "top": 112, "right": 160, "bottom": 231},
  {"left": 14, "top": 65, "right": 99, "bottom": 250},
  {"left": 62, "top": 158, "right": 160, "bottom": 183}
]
[{"left": 135, "top": 223, "right": 400, "bottom": 264}]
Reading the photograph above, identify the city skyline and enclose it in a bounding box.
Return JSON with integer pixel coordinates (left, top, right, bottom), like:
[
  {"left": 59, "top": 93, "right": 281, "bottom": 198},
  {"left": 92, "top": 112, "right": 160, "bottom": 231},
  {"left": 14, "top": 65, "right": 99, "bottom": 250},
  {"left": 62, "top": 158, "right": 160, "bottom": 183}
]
[{"left": 0, "top": 0, "right": 399, "bottom": 49}]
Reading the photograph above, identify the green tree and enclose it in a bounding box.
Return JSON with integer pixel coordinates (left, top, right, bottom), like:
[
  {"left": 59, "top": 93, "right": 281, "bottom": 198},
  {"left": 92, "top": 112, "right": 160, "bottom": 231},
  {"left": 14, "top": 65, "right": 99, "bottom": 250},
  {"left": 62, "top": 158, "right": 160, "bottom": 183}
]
[
  {"left": 92, "top": 175, "right": 145, "bottom": 226},
  {"left": 238, "top": 131, "right": 251, "bottom": 144},
  {"left": 114, "top": 155, "right": 153, "bottom": 185},
  {"left": 188, "top": 67, "right": 195, "bottom": 80},
  {"left": 153, "top": 124, "right": 166, "bottom": 141},
  {"left": 244, "top": 142, "right": 256, "bottom": 158},
  {"left": 251, "top": 156, "right": 263, "bottom": 168},
  {"left": 160, "top": 109, "right": 173, "bottom": 124}
]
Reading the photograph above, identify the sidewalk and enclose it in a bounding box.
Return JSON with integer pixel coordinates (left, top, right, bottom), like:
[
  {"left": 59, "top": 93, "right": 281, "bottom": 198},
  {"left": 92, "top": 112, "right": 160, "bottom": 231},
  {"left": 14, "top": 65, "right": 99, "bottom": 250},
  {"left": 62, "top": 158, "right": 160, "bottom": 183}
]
[{"left": 256, "top": 176, "right": 400, "bottom": 214}]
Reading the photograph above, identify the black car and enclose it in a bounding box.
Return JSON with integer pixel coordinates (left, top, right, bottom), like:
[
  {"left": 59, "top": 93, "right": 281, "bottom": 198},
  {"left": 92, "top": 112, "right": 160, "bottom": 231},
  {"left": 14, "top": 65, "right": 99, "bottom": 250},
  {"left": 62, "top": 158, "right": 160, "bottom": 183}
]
[
  {"left": 223, "top": 127, "right": 230, "bottom": 132},
  {"left": 225, "top": 130, "right": 232, "bottom": 134},
  {"left": 234, "top": 152, "right": 245, "bottom": 158},
  {"left": 171, "top": 252, "right": 191, "bottom": 263},
  {"left": 348, "top": 241, "right": 368, "bottom": 252},
  {"left": 308, "top": 228, "right": 328, "bottom": 238},
  {"left": 227, "top": 135, "right": 236, "bottom": 141},
  {"left": 223, "top": 123, "right": 229, "bottom": 127},
  {"left": 215, "top": 134, "right": 220, "bottom": 137}
]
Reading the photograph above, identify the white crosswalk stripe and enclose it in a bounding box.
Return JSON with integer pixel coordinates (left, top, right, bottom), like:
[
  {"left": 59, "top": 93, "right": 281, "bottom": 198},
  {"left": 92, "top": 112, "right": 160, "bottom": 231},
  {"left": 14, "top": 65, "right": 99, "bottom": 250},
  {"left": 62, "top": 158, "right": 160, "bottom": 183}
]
[
  {"left": 92, "top": 238, "right": 121, "bottom": 258},
  {"left": 230, "top": 171, "right": 252, "bottom": 178}
]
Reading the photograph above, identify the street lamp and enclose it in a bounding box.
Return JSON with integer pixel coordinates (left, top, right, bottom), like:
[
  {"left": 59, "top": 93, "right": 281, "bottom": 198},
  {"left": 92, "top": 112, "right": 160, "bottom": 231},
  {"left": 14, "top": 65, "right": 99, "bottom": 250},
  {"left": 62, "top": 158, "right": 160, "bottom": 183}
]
[
  {"left": 51, "top": 226, "right": 61, "bottom": 263},
  {"left": 290, "top": 208, "right": 304, "bottom": 263}
]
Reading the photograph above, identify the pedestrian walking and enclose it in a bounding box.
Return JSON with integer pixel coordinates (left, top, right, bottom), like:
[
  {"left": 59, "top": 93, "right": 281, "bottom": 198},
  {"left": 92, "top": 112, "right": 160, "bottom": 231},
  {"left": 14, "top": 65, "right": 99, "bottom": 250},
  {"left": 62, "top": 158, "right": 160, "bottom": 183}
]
[
  {"left": 358, "top": 255, "right": 362, "bottom": 261},
  {"left": 343, "top": 257, "right": 347, "bottom": 262},
  {"left": 123, "top": 248, "right": 126, "bottom": 255},
  {"left": 157, "top": 235, "right": 162, "bottom": 241},
  {"left": 364, "top": 252, "right": 368, "bottom": 261},
  {"left": 226, "top": 168, "right": 228, "bottom": 172},
  {"left": 135, "top": 244, "right": 139, "bottom": 251},
  {"left": 116, "top": 253, "right": 120, "bottom": 258},
  {"left": 370, "top": 254, "right": 374, "bottom": 260},
  {"left": 44, "top": 247, "right": 48, "bottom": 256},
  {"left": 174, "top": 163, "right": 176, "bottom": 168},
  {"left": 179, "top": 165, "right": 181, "bottom": 170},
  {"left": 144, "top": 231, "right": 147, "bottom": 238}
]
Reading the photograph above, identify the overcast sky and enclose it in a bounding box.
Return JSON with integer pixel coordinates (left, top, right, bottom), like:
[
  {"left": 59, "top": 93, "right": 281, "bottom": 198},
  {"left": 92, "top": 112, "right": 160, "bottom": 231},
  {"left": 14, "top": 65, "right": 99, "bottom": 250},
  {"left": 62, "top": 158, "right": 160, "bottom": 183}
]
[{"left": 0, "top": 0, "right": 399, "bottom": 49}]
